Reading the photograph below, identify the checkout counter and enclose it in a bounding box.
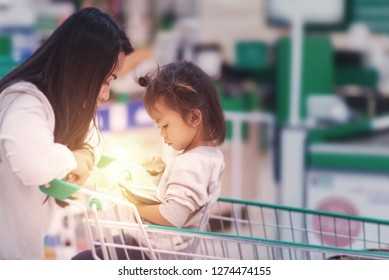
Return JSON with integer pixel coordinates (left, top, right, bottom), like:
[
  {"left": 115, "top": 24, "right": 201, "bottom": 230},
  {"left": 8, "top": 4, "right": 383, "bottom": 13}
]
[
  {"left": 305, "top": 116, "right": 389, "bottom": 248},
  {"left": 275, "top": 33, "right": 389, "bottom": 249}
]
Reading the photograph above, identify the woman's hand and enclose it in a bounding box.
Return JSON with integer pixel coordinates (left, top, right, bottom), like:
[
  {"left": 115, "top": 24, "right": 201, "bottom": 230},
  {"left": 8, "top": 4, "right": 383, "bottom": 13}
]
[
  {"left": 66, "top": 149, "right": 94, "bottom": 185},
  {"left": 142, "top": 156, "right": 165, "bottom": 176}
]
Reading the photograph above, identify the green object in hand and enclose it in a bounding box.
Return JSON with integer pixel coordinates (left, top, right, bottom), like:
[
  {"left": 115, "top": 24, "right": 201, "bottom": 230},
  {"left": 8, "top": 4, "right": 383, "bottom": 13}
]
[{"left": 39, "top": 179, "right": 80, "bottom": 201}]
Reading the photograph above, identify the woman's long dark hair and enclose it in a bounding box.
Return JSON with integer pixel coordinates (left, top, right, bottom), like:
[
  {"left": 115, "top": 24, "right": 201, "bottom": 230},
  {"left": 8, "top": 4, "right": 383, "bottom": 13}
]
[{"left": 0, "top": 7, "right": 133, "bottom": 150}]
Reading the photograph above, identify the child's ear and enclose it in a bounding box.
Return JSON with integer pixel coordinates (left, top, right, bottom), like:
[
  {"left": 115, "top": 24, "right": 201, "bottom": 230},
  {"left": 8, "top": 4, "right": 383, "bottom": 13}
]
[{"left": 188, "top": 109, "right": 202, "bottom": 127}]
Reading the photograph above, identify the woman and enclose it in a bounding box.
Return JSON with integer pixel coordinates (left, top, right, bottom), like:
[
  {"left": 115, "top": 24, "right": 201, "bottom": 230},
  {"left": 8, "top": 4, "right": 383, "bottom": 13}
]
[{"left": 0, "top": 7, "right": 133, "bottom": 259}]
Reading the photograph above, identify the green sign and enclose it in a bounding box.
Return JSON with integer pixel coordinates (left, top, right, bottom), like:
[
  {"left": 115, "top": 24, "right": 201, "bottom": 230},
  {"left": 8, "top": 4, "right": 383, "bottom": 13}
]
[{"left": 351, "top": 0, "right": 389, "bottom": 34}]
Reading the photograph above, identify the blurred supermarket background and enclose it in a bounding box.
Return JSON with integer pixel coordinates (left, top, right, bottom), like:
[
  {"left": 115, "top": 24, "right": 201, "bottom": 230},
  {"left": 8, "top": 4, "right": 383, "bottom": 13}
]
[{"left": 3, "top": 0, "right": 389, "bottom": 258}]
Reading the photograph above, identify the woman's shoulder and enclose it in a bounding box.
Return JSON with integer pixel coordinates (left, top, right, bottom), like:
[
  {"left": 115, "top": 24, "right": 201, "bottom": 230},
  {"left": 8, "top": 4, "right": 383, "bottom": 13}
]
[
  {"left": 0, "top": 81, "right": 54, "bottom": 122},
  {"left": 1, "top": 81, "right": 51, "bottom": 108},
  {"left": 2, "top": 81, "right": 42, "bottom": 98}
]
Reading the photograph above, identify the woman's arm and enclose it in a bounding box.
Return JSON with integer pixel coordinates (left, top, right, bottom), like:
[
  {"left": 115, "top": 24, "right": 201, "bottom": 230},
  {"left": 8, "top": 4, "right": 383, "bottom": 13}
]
[
  {"left": 1, "top": 94, "right": 77, "bottom": 186},
  {"left": 66, "top": 149, "right": 94, "bottom": 185},
  {"left": 66, "top": 123, "right": 101, "bottom": 185}
]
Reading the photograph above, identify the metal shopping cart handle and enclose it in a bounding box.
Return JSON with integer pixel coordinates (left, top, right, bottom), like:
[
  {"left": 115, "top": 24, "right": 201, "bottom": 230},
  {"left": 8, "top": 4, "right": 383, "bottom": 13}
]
[
  {"left": 40, "top": 179, "right": 81, "bottom": 201},
  {"left": 39, "top": 154, "right": 123, "bottom": 201},
  {"left": 40, "top": 153, "right": 152, "bottom": 205},
  {"left": 40, "top": 180, "right": 104, "bottom": 210}
]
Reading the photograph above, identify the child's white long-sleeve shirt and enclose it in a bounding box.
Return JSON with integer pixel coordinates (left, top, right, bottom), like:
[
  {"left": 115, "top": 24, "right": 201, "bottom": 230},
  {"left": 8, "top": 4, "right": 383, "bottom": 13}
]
[
  {"left": 0, "top": 82, "right": 77, "bottom": 259},
  {"left": 157, "top": 146, "right": 225, "bottom": 229},
  {"left": 133, "top": 146, "right": 225, "bottom": 259}
]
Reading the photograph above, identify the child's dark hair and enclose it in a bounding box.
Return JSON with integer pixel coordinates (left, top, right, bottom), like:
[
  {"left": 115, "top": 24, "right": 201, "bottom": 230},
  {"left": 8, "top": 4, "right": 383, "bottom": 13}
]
[{"left": 138, "top": 61, "right": 226, "bottom": 145}]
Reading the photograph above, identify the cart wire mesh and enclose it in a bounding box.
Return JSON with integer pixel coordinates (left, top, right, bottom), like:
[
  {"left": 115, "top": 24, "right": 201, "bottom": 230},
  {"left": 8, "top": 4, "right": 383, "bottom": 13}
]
[{"left": 59, "top": 188, "right": 389, "bottom": 260}]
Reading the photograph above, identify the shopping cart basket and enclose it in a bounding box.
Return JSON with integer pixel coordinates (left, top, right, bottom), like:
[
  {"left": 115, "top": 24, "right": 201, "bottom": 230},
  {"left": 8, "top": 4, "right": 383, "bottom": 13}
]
[
  {"left": 41, "top": 178, "right": 159, "bottom": 260},
  {"left": 41, "top": 181, "right": 389, "bottom": 260},
  {"left": 204, "top": 197, "right": 389, "bottom": 260},
  {"left": 40, "top": 156, "right": 389, "bottom": 260}
]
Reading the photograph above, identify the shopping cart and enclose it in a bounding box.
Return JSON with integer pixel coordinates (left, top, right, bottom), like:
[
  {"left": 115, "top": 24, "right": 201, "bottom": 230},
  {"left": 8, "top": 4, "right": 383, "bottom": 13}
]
[{"left": 41, "top": 156, "right": 389, "bottom": 260}]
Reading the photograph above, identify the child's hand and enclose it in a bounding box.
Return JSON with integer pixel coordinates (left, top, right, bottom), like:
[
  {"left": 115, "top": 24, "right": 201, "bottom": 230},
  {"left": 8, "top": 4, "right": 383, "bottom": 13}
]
[{"left": 142, "top": 156, "right": 165, "bottom": 176}]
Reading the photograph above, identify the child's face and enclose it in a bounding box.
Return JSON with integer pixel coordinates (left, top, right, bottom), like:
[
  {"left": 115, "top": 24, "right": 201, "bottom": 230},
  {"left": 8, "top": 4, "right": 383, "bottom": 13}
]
[{"left": 149, "top": 99, "right": 199, "bottom": 152}]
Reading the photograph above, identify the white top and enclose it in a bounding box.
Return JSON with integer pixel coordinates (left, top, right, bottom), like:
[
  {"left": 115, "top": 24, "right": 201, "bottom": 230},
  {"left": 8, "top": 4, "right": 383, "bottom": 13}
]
[
  {"left": 156, "top": 146, "right": 224, "bottom": 228},
  {"left": 135, "top": 146, "right": 225, "bottom": 259},
  {"left": 0, "top": 81, "right": 77, "bottom": 259}
]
